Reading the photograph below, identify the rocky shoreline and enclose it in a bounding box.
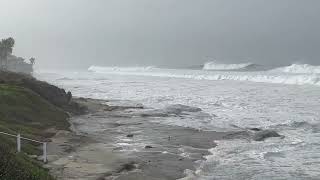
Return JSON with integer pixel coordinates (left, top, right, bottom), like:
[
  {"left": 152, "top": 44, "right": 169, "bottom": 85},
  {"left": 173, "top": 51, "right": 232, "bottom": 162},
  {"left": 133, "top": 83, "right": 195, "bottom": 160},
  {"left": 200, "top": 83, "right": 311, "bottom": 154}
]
[
  {"left": 44, "top": 98, "right": 284, "bottom": 180},
  {"left": 43, "top": 98, "right": 226, "bottom": 180}
]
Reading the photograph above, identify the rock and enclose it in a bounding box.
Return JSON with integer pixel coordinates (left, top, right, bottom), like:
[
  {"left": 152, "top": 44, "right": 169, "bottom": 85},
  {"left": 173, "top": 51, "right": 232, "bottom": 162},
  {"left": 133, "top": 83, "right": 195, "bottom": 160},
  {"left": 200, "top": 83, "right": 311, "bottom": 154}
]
[
  {"left": 140, "top": 111, "right": 169, "bottom": 117},
  {"left": 78, "top": 97, "right": 87, "bottom": 101},
  {"left": 138, "top": 104, "right": 202, "bottom": 117},
  {"left": 21, "top": 78, "right": 70, "bottom": 107},
  {"left": 5, "top": 76, "right": 89, "bottom": 115},
  {"left": 164, "top": 104, "right": 202, "bottom": 115},
  {"left": 253, "top": 130, "right": 281, "bottom": 141},
  {"left": 249, "top": 128, "right": 261, "bottom": 131},
  {"left": 126, "top": 134, "right": 134, "bottom": 138},
  {"left": 117, "top": 161, "right": 136, "bottom": 173},
  {"left": 68, "top": 101, "right": 88, "bottom": 115},
  {"left": 145, "top": 145, "right": 153, "bottom": 149},
  {"left": 224, "top": 131, "right": 251, "bottom": 139},
  {"left": 112, "top": 147, "right": 123, "bottom": 152}
]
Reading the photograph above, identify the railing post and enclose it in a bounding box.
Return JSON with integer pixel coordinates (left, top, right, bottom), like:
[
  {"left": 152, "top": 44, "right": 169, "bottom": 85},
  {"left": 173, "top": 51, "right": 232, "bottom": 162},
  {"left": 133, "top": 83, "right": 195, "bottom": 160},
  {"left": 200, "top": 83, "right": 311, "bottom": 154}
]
[
  {"left": 17, "top": 134, "right": 21, "bottom": 152},
  {"left": 43, "top": 142, "right": 47, "bottom": 163}
]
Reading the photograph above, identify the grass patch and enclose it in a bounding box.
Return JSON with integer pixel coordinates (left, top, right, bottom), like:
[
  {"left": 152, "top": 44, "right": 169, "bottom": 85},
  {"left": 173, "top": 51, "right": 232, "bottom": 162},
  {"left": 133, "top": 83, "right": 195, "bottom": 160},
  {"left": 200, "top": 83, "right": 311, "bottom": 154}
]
[
  {"left": 0, "top": 84, "right": 71, "bottom": 179},
  {"left": 0, "top": 143, "right": 54, "bottom": 180}
]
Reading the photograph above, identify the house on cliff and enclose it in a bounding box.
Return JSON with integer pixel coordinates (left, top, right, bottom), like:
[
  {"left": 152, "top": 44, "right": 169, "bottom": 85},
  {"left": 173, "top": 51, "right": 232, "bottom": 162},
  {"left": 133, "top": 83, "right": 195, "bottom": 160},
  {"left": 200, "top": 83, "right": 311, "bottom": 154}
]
[
  {"left": 7, "top": 55, "right": 33, "bottom": 74},
  {"left": 0, "top": 37, "right": 33, "bottom": 74}
]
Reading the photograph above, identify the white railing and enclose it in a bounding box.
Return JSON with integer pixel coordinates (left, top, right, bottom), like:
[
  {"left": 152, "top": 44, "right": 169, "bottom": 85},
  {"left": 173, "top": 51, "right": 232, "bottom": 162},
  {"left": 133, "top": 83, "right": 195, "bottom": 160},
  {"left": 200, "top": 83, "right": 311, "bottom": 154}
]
[{"left": 0, "top": 131, "right": 47, "bottom": 163}]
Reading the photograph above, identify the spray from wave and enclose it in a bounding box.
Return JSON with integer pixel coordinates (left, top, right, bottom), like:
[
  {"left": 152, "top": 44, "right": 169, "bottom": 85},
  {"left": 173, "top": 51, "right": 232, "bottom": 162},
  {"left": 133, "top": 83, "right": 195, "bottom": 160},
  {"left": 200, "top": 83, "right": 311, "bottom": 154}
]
[{"left": 272, "top": 64, "right": 320, "bottom": 74}]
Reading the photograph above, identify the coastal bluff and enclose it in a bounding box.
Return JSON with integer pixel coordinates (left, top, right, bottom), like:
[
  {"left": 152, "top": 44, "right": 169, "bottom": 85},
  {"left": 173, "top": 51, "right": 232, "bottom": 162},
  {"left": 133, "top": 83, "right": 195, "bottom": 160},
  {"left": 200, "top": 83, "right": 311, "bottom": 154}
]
[
  {"left": 0, "top": 71, "right": 87, "bottom": 115},
  {"left": 0, "top": 71, "right": 86, "bottom": 180}
]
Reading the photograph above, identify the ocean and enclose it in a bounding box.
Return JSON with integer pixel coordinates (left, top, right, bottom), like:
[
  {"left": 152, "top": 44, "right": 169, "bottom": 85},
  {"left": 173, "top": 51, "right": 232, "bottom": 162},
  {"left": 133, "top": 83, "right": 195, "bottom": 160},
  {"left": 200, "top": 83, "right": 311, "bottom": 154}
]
[{"left": 35, "top": 62, "right": 320, "bottom": 179}]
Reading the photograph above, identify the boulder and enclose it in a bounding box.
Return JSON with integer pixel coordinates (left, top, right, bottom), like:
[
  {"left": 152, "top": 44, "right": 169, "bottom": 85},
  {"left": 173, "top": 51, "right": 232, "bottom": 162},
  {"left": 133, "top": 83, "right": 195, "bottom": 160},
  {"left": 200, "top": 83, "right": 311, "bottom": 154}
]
[
  {"left": 117, "top": 161, "right": 136, "bottom": 173},
  {"left": 253, "top": 130, "right": 281, "bottom": 141},
  {"left": 126, "top": 134, "right": 134, "bottom": 138},
  {"left": 249, "top": 128, "right": 261, "bottom": 131},
  {"left": 164, "top": 104, "right": 202, "bottom": 115}
]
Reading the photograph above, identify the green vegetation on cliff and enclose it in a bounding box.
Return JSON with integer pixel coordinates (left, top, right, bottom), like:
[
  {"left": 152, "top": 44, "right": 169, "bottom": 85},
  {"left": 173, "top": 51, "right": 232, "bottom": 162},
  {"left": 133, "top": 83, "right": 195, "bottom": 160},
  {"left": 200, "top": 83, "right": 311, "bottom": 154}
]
[
  {"left": 0, "top": 71, "right": 84, "bottom": 180},
  {"left": 0, "top": 84, "right": 69, "bottom": 134}
]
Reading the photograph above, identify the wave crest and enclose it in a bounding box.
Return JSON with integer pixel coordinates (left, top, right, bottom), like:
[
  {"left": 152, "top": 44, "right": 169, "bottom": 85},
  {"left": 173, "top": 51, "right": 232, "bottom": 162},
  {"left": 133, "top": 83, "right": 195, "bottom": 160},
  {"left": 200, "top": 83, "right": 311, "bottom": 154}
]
[
  {"left": 88, "top": 65, "right": 156, "bottom": 72},
  {"left": 203, "top": 61, "right": 254, "bottom": 71}
]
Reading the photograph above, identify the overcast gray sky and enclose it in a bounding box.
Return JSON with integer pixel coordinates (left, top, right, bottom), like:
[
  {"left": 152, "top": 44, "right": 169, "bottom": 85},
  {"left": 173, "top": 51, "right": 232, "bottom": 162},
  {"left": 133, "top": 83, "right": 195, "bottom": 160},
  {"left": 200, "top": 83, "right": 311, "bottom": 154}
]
[{"left": 0, "top": 0, "right": 319, "bottom": 69}]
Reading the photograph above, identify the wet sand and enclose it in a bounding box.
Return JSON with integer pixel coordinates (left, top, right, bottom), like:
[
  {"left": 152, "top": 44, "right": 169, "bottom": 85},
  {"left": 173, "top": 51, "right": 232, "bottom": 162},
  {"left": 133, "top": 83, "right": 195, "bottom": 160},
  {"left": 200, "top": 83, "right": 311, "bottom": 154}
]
[{"left": 45, "top": 98, "right": 232, "bottom": 180}]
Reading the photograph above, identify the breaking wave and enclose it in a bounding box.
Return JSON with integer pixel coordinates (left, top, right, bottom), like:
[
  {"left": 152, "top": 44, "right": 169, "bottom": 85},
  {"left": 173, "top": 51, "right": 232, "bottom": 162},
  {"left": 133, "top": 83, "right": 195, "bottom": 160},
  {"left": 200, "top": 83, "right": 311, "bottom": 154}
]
[
  {"left": 203, "top": 61, "right": 255, "bottom": 71},
  {"left": 88, "top": 65, "right": 320, "bottom": 86},
  {"left": 272, "top": 64, "right": 320, "bottom": 74},
  {"left": 88, "top": 65, "right": 156, "bottom": 72}
]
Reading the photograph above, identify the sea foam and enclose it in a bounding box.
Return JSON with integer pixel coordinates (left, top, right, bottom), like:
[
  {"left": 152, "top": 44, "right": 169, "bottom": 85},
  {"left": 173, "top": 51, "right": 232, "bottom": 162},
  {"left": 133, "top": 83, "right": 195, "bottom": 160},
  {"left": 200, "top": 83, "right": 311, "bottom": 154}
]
[
  {"left": 88, "top": 65, "right": 320, "bottom": 86},
  {"left": 272, "top": 64, "right": 320, "bottom": 74},
  {"left": 88, "top": 65, "right": 155, "bottom": 72},
  {"left": 203, "top": 61, "right": 254, "bottom": 70}
]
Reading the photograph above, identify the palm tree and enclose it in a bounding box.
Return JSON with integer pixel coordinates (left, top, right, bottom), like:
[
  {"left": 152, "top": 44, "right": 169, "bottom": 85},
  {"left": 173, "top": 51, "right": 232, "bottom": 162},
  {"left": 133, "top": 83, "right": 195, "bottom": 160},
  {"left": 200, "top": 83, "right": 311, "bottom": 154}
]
[{"left": 0, "top": 37, "right": 15, "bottom": 70}]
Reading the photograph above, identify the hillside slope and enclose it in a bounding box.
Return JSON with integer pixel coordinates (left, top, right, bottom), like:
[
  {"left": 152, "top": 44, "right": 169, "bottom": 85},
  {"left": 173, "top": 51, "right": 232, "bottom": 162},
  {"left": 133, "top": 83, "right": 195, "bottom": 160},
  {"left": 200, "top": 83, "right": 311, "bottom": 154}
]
[{"left": 0, "top": 71, "right": 85, "bottom": 180}]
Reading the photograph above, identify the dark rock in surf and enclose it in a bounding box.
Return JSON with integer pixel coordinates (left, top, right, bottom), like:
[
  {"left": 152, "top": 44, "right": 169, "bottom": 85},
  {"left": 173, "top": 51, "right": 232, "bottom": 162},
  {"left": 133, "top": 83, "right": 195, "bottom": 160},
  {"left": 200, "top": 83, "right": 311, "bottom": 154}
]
[
  {"left": 140, "top": 111, "right": 169, "bottom": 117},
  {"left": 164, "top": 104, "right": 202, "bottom": 115},
  {"left": 253, "top": 130, "right": 281, "bottom": 141},
  {"left": 117, "top": 161, "right": 136, "bottom": 173},
  {"left": 137, "top": 104, "right": 203, "bottom": 118},
  {"left": 223, "top": 131, "right": 251, "bottom": 139},
  {"left": 249, "top": 128, "right": 261, "bottom": 131}
]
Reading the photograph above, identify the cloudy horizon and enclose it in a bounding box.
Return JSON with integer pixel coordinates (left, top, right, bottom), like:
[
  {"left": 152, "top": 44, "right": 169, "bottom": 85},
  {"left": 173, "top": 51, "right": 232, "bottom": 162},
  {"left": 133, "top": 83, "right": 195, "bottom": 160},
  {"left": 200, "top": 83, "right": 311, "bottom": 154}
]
[{"left": 1, "top": 0, "right": 319, "bottom": 69}]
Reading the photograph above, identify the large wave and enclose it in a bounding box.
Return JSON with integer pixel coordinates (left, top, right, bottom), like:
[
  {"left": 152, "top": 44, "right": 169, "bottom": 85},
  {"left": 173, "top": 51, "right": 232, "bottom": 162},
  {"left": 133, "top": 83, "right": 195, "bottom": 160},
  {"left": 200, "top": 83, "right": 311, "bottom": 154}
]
[
  {"left": 203, "top": 61, "right": 255, "bottom": 71},
  {"left": 88, "top": 65, "right": 320, "bottom": 86},
  {"left": 272, "top": 64, "right": 320, "bottom": 74}
]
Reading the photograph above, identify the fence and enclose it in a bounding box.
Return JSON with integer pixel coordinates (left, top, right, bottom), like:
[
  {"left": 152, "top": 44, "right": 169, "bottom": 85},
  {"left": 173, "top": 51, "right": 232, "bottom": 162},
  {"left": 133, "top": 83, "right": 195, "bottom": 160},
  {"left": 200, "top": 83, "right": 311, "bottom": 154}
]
[{"left": 0, "top": 131, "right": 47, "bottom": 163}]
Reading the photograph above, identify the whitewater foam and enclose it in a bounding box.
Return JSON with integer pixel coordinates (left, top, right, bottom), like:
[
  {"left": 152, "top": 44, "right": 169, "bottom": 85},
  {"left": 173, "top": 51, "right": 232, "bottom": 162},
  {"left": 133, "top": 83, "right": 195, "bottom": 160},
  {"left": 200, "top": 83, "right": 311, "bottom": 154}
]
[
  {"left": 272, "top": 64, "right": 320, "bottom": 74},
  {"left": 88, "top": 65, "right": 320, "bottom": 86},
  {"left": 186, "top": 124, "right": 320, "bottom": 180},
  {"left": 88, "top": 65, "right": 155, "bottom": 72},
  {"left": 203, "top": 61, "right": 254, "bottom": 70}
]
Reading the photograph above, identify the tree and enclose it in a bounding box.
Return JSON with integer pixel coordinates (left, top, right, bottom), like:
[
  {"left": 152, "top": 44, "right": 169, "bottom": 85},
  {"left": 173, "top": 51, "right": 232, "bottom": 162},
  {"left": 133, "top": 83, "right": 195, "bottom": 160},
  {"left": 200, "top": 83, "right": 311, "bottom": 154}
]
[
  {"left": 0, "top": 37, "right": 15, "bottom": 70},
  {"left": 29, "top": 57, "right": 35, "bottom": 65},
  {"left": 0, "top": 41, "right": 4, "bottom": 69}
]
